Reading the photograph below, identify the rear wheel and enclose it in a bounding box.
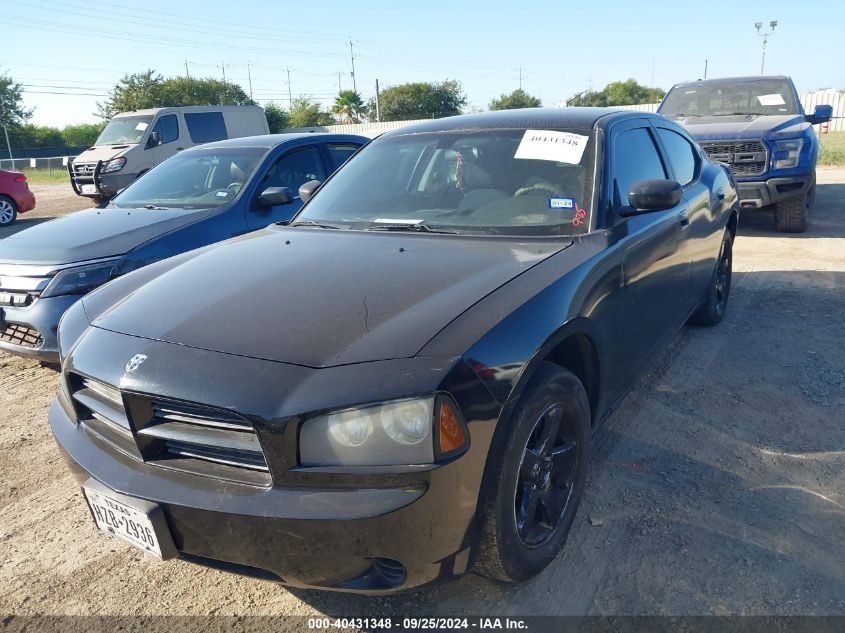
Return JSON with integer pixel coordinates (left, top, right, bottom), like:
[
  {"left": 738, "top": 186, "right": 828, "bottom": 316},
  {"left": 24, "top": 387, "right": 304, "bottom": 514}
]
[
  {"left": 475, "top": 363, "right": 590, "bottom": 582},
  {"left": 689, "top": 232, "right": 732, "bottom": 326},
  {"left": 0, "top": 196, "right": 18, "bottom": 227},
  {"left": 775, "top": 174, "right": 815, "bottom": 233}
]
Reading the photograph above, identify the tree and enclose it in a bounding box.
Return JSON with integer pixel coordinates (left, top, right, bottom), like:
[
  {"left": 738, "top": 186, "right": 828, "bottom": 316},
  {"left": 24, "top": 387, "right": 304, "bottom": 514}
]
[
  {"left": 263, "top": 102, "right": 290, "bottom": 133},
  {"left": 288, "top": 97, "right": 333, "bottom": 128},
  {"left": 98, "top": 70, "right": 254, "bottom": 119},
  {"left": 368, "top": 80, "right": 466, "bottom": 122},
  {"left": 0, "top": 72, "right": 32, "bottom": 129},
  {"left": 566, "top": 79, "right": 665, "bottom": 107},
  {"left": 332, "top": 90, "right": 365, "bottom": 123},
  {"left": 61, "top": 122, "right": 107, "bottom": 147},
  {"left": 7, "top": 124, "right": 62, "bottom": 149},
  {"left": 489, "top": 89, "right": 542, "bottom": 111}
]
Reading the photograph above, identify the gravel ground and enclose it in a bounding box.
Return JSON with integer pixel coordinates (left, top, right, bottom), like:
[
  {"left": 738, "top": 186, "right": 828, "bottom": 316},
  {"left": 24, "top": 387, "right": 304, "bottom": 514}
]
[{"left": 1, "top": 172, "right": 843, "bottom": 621}]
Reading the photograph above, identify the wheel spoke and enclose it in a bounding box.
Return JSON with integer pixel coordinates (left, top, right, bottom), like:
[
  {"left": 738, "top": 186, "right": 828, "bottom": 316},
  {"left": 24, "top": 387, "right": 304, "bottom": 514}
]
[
  {"left": 539, "top": 488, "right": 566, "bottom": 526},
  {"left": 516, "top": 482, "right": 541, "bottom": 537},
  {"left": 519, "top": 448, "right": 543, "bottom": 479},
  {"left": 537, "top": 405, "right": 563, "bottom": 455}
]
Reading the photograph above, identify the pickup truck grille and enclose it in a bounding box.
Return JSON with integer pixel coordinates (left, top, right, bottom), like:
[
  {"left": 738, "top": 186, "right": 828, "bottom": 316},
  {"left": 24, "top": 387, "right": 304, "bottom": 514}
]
[
  {"left": 67, "top": 373, "right": 269, "bottom": 485},
  {"left": 699, "top": 140, "right": 768, "bottom": 177}
]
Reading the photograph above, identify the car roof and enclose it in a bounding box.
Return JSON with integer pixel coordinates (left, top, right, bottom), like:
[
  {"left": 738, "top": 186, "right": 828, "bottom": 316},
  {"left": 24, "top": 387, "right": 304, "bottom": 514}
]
[
  {"left": 671, "top": 75, "right": 791, "bottom": 88},
  {"left": 380, "top": 107, "right": 650, "bottom": 137},
  {"left": 184, "top": 133, "right": 368, "bottom": 150},
  {"left": 112, "top": 105, "right": 265, "bottom": 117}
]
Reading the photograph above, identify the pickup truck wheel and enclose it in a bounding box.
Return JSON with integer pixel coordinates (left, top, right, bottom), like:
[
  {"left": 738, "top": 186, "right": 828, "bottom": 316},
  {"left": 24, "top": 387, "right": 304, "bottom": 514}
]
[
  {"left": 775, "top": 176, "right": 815, "bottom": 233},
  {"left": 689, "top": 232, "right": 733, "bottom": 326},
  {"left": 475, "top": 363, "right": 590, "bottom": 582},
  {"left": 0, "top": 196, "right": 18, "bottom": 227}
]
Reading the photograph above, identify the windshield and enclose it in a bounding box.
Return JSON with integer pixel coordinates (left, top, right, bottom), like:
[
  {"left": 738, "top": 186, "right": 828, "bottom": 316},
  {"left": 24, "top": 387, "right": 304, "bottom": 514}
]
[
  {"left": 95, "top": 115, "right": 154, "bottom": 145},
  {"left": 112, "top": 147, "right": 266, "bottom": 209},
  {"left": 660, "top": 79, "right": 799, "bottom": 117},
  {"left": 296, "top": 129, "right": 596, "bottom": 236}
]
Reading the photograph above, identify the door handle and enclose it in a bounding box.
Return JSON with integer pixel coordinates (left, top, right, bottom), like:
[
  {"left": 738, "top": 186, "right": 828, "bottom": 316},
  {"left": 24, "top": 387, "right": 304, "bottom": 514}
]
[
  {"left": 678, "top": 210, "right": 690, "bottom": 228},
  {"left": 175, "top": 147, "right": 184, "bottom": 152}
]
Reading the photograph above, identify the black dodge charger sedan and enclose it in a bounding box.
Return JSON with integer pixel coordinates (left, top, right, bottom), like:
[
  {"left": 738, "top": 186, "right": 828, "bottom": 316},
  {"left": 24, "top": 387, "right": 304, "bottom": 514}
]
[{"left": 50, "top": 108, "right": 738, "bottom": 593}]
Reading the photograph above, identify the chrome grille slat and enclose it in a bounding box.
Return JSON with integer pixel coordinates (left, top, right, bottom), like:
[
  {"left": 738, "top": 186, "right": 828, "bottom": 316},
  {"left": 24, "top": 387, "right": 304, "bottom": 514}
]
[
  {"left": 164, "top": 441, "right": 269, "bottom": 471},
  {"left": 138, "top": 420, "right": 263, "bottom": 453},
  {"left": 153, "top": 404, "right": 252, "bottom": 430}
]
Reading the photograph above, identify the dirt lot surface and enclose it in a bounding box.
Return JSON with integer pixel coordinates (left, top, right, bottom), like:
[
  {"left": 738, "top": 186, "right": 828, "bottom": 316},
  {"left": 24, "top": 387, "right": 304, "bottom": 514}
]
[{"left": 1, "top": 173, "right": 843, "bottom": 620}]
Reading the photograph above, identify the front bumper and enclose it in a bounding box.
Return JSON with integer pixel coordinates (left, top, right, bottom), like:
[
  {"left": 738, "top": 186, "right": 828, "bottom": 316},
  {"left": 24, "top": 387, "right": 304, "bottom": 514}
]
[
  {"left": 736, "top": 175, "right": 813, "bottom": 209},
  {"left": 49, "top": 398, "right": 477, "bottom": 592},
  {"left": 0, "top": 294, "right": 80, "bottom": 361},
  {"left": 68, "top": 160, "right": 135, "bottom": 199}
]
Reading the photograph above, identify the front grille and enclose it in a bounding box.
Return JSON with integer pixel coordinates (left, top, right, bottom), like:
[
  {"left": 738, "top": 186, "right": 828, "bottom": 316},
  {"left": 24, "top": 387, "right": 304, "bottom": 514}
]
[
  {"left": 67, "top": 373, "right": 269, "bottom": 485},
  {"left": 0, "top": 323, "right": 43, "bottom": 348},
  {"left": 699, "top": 140, "right": 768, "bottom": 177},
  {"left": 69, "top": 161, "right": 96, "bottom": 178}
]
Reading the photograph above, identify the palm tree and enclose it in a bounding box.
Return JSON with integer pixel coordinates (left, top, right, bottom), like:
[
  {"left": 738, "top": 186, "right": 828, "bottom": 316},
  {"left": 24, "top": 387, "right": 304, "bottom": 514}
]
[{"left": 332, "top": 90, "right": 365, "bottom": 124}]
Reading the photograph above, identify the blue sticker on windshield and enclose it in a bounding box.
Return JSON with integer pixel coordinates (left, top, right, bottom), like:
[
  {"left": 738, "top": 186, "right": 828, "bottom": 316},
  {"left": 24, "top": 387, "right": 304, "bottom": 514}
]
[{"left": 548, "top": 197, "right": 575, "bottom": 210}]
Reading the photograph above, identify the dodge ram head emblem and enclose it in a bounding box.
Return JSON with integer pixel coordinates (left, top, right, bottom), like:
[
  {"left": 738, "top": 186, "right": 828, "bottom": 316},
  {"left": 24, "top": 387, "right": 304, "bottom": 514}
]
[{"left": 124, "top": 354, "right": 147, "bottom": 373}]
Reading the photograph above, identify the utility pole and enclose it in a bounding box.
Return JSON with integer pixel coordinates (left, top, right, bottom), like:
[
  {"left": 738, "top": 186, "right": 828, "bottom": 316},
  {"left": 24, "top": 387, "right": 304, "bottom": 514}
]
[
  {"left": 755, "top": 20, "right": 778, "bottom": 74},
  {"left": 348, "top": 39, "right": 357, "bottom": 94},
  {"left": 184, "top": 60, "right": 190, "bottom": 77},
  {"left": 375, "top": 79, "right": 381, "bottom": 122},
  {"left": 247, "top": 62, "right": 253, "bottom": 99},
  {"left": 286, "top": 67, "right": 292, "bottom": 106},
  {"left": 518, "top": 65, "right": 523, "bottom": 91},
  {"left": 704, "top": 59, "right": 708, "bottom": 79},
  {"left": 338, "top": 72, "right": 342, "bottom": 93},
  {"left": 3, "top": 124, "right": 13, "bottom": 162},
  {"left": 221, "top": 61, "right": 226, "bottom": 84}
]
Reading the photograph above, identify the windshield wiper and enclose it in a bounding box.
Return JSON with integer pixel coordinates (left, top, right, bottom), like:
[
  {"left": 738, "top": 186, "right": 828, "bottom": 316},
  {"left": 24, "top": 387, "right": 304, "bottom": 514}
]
[
  {"left": 366, "top": 223, "right": 458, "bottom": 234},
  {"left": 288, "top": 219, "right": 343, "bottom": 229},
  {"left": 142, "top": 204, "right": 172, "bottom": 210}
]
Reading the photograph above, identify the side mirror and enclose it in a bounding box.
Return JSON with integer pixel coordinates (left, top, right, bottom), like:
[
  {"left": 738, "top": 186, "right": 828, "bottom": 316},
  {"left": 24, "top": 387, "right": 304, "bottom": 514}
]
[
  {"left": 625, "top": 179, "right": 683, "bottom": 213},
  {"left": 258, "top": 186, "right": 294, "bottom": 207},
  {"left": 299, "top": 179, "right": 321, "bottom": 203},
  {"left": 806, "top": 104, "right": 833, "bottom": 125},
  {"left": 147, "top": 131, "right": 161, "bottom": 148}
]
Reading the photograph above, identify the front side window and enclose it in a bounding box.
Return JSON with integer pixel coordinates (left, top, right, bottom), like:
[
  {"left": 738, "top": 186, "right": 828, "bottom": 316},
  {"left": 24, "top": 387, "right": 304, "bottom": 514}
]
[
  {"left": 326, "top": 143, "right": 361, "bottom": 170},
  {"left": 261, "top": 146, "right": 326, "bottom": 195},
  {"left": 95, "top": 116, "right": 153, "bottom": 145},
  {"left": 297, "top": 129, "right": 596, "bottom": 236},
  {"left": 184, "top": 112, "right": 228, "bottom": 143},
  {"left": 151, "top": 114, "right": 179, "bottom": 145},
  {"left": 111, "top": 147, "right": 265, "bottom": 209},
  {"left": 612, "top": 128, "right": 667, "bottom": 208},
  {"left": 660, "top": 79, "right": 798, "bottom": 117},
  {"left": 656, "top": 128, "right": 698, "bottom": 186}
]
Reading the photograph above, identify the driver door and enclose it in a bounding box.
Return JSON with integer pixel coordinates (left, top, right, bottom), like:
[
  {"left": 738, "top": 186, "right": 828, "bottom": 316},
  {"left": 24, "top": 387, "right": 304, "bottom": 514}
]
[{"left": 247, "top": 145, "right": 326, "bottom": 229}]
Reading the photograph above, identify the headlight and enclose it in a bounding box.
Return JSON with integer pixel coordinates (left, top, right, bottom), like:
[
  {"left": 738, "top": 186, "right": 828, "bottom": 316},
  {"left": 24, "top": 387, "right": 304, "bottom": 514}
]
[
  {"left": 773, "top": 138, "right": 803, "bottom": 169},
  {"left": 101, "top": 157, "right": 126, "bottom": 173},
  {"left": 300, "top": 396, "right": 448, "bottom": 467},
  {"left": 41, "top": 260, "right": 118, "bottom": 298}
]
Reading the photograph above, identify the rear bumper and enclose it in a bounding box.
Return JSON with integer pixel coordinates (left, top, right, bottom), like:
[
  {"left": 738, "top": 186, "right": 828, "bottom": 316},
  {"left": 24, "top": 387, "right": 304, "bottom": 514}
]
[
  {"left": 15, "top": 189, "right": 36, "bottom": 213},
  {"left": 736, "top": 175, "right": 812, "bottom": 209},
  {"left": 49, "top": 397, "right": 479, "bottom": 593},
  {"left": 0, "top": 294, "right": 79, "bottom": 361}
]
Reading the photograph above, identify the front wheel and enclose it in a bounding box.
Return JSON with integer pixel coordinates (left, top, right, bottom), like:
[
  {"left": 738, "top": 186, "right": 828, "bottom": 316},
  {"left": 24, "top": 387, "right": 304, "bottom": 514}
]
[
  {"left": 689, "top": 231, "right": 733, "bottom": 326},
  {"left": 775, "top": 175, "right": 815, "bottom": 233},
  {"left": 475, "top": 363, "right": 590, "bottom": 582},
  {"left": 0, "top": 196, "right": 19, "bottom": 227}
]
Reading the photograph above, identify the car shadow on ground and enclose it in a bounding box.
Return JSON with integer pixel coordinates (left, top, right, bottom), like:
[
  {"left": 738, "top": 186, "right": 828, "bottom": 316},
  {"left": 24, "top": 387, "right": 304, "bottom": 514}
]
[
  {"left": 737, "top": 182, "right": 845, "bottom": 238},
  {"left": 286, "top": 269, "right": 845, "bottom": 617},
  {"left": 0, "top": 216, "right": 55, "bottom": 239}
]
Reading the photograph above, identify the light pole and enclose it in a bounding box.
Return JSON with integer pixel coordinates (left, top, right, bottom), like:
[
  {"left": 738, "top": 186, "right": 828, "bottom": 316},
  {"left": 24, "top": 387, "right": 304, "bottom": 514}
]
[{"left": 755, "top": 20, "right": 777, "bottom": 74}]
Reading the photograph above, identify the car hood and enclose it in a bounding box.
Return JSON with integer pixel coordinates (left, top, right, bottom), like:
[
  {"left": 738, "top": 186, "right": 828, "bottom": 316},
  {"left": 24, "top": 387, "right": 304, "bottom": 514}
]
[
  {"left": 90, "top": 226, "right": 571, "bottom": 367},
  {"left": 74, "top": 145, "right": 135, "bottom": 163},
  {"left": 672, "top": 114, "right": 810, "bottom": 141},
  {"left": 0, "top": 206, "right": 212, "bottom": 265}
]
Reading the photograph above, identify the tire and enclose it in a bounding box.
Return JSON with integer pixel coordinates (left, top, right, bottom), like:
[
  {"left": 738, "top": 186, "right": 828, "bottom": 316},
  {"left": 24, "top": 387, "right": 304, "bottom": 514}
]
[
  {"left": 775, "top": 174, "right": 815, "bottom": 233},
  {"left": 689, "top": 231, "right": 733, "bottom": 327},
  {"left": 475, "top": 362, "right": 590, "bottom": 582},
  {"left": 0, "top": 196, "right": 18, "bottom": 227}
]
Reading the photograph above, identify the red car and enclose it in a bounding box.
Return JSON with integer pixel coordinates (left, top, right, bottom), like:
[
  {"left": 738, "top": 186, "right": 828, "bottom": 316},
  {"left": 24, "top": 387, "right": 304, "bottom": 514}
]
[{"left": 0, "top": 169, "right": 36, "bottom": 227}]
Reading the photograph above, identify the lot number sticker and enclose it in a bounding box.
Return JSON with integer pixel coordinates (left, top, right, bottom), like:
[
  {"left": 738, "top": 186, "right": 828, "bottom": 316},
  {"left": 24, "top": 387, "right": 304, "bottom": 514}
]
[
  {"left": 515, "top": 130, "right": 589, "bottom": 164},
  {"left": 757, "top": 93, "right": 786, "bottom": 106}
]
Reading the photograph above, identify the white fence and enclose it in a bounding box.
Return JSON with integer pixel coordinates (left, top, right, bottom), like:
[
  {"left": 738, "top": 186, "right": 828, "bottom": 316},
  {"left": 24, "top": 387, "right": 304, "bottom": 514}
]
[
  {"left": 284, "top": 119, "right": 433, "bottom": 138},
  {"left": 0, "top": 155, "right": 72, "bottom": 176}
]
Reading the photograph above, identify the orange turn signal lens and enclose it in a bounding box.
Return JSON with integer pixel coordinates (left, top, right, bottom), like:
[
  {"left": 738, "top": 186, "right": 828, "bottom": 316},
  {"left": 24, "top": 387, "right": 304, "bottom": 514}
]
[{"left": 438, "top": 401, "right": 464, "bottom": 453}]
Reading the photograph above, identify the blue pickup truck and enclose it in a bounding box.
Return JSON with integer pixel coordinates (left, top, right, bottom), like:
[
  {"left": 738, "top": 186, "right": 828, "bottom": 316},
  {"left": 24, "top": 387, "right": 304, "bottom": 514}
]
[{"left": 658, "top": 76, "right": 832, "bottom": 232}]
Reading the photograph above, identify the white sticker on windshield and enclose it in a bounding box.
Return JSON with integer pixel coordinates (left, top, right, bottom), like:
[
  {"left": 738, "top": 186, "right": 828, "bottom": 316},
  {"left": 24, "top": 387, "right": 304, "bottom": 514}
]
[
  {"left": 135, "top": 122, "right": 149, "bottom": 131},
  {"left": 758, "top": 93, "right": 786, "bottom": 106},
  {"left": 514, "top": 130, "right": 588, "bottom": 164}
]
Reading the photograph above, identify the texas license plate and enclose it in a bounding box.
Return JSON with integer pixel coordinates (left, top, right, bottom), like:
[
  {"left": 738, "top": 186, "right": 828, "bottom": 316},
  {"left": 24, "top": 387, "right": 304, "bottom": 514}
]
[
  {"left": 80, "top": 184, "right": 98, "bottom": 195},
  {"left": 83, "top": 483, "right": 164, "bottom": 558}
]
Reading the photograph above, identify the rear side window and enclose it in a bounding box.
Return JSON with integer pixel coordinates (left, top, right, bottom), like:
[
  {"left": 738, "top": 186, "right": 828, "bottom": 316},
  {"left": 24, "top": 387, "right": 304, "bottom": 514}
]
[
  {"left": 326, "top": 143, "right": 361, "bottom": 170},
  {"left": 656, "top": 128, "right": 698, "bottom": 186},
  {"left": 612, "top": 127, "right": 667, "bottom": 207},
  {"left": 185, "top": 112, "right": 228, "bottom": 143},
  {"left": 152, "top": 114, "right": 179, "bottom": 144}
]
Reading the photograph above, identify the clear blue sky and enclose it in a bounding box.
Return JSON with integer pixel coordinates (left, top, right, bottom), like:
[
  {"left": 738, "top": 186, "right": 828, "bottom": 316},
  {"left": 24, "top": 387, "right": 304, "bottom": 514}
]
[{"left": 2, "top": 0, "right": 842, "bottom": 128}]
